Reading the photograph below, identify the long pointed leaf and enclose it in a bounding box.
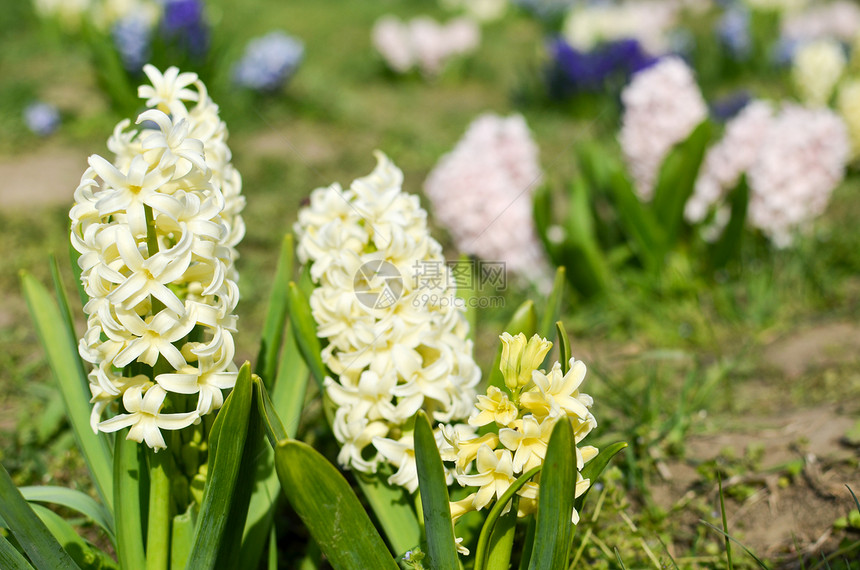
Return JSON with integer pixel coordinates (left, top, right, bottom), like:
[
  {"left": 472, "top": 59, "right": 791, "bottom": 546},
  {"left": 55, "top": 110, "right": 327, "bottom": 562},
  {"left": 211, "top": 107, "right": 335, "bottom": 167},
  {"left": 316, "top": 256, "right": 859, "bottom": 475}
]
[
  {"left": 214, "top": 372, "right": 264, "bottom": 569},
  {"left": 30, "top": 503, "right": 117, "bottom": 569},
  {"left": 528, "top": 419, "right": 576, "bottom": 570},
  {"left": 709, "top": 177, "right": 749, "bottom": 269},
  {"left": 21, "top": 272, "right": 114, "bottom": 509},
  {"left": 20, "top": 486, "right": 114, "bottom": 543},
  {"left": 240, "top": 327, "right": 309, "bottom": 566},
  {"left": 555, "top": 321, "right": 571, "bottom": 375},
  {"left": 573, "top": 442, "right": 628, "bottom": 512},
  {"left": 274, "top": 440, "right": 399, "bottom": 570},
  {"left": 0, "top": 463, "right": 78, "bottom": 570},
  {"left": 413, "top": 411, "right": 458, "bottom": 570},
  {"left": 255, "top": 234, "right": 295, "bottom": 387},
  {"left": 651, "top": 120, "right": 711, "bottom": 246},
  {"left": 564, "top": 177, "right": 611, "bottom": 297},
  {"left": 113, "top": 433, "right": 146, "bottom": 570},
  {"left": 355, "top": 475, "right": 421, "bottom": 558},
  {"left": 0, "top": 532, "right": 33, "bottom": 570},
  {"left": 288, "top": 282, "right": 326, "bottom": 391},
  {"left": 473, "top": 465, "right": 541, "bottom": 570},
  {"left": 186, "top": 363, "right": 253, "bottom": 569}
]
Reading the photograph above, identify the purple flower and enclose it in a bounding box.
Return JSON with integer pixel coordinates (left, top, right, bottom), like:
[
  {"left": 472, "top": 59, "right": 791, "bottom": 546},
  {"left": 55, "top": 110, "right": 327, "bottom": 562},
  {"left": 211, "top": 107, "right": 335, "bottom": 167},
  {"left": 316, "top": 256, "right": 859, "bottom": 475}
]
[
  {"left": 232, "top": 31, "right": 304, "bottom": 92},
  {"left": 546, "top": 37, "right": 658, "bottom": 99},
  {"left": 160, "top": 0, "right": 209, "bottom": 59},
  {"left": 24, "top": 102, "right": 60, "bottom": 136}
]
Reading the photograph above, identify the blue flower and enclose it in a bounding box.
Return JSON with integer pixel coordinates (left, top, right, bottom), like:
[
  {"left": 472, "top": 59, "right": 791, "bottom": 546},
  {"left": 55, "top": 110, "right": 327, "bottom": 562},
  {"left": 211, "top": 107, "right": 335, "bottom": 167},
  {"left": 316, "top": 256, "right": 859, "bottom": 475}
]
[
  {"left": 232, "top": 31, "right": 304, "bottom": 92},
  {"left": 710, "top": 90, "right": 751, "bottom": 122},
  {"left": 112, "top": 13, "right": 152, "bottom": 72},
  {"left": 716, "top": 6, "right": 751, "bottom": 59},
  {"left": 24, "top": 101, "right": 60, "bottom": 136}
]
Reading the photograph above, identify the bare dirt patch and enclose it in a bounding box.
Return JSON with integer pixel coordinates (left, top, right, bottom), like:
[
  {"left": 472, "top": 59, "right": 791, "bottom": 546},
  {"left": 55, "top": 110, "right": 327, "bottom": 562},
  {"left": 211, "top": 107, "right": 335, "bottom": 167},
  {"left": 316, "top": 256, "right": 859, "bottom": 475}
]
[
  {"left": 651, "top": 403, "right": 860, "bottom": 564},
  {"left": 763, "top": 322, "right": 860, "bottom": 379},
  {"left": 0, "top": 146, "right": 86, "bottom": 209}
]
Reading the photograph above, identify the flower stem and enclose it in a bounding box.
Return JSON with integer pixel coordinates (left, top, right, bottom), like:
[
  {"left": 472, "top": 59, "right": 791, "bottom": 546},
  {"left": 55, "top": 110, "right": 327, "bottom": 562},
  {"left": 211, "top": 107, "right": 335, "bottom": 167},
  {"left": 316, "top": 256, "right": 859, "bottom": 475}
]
[
  {"left": 146, "top": 448, "right": 172, "bottom": 570},
  {"left": 485, "top": 506, "right": 517, "bottom": 570},
  {"left": 144, "top": 205, "right": 165, "bottom": 315}
]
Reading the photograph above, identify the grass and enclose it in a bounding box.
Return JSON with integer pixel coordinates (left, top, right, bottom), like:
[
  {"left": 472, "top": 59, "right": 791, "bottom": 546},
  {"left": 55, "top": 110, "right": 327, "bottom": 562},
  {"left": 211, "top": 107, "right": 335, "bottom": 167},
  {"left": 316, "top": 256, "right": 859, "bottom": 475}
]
[{"left": 2, "top": 0, "right": 860, "bottom": 567}]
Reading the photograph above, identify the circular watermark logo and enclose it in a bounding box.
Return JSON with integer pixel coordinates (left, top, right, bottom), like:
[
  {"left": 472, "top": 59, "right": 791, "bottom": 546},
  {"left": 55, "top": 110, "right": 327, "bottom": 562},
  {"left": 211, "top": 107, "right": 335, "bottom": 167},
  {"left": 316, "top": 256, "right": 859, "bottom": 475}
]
[{"left": 353, "top": 260, "right": 403, "bottom": 309}]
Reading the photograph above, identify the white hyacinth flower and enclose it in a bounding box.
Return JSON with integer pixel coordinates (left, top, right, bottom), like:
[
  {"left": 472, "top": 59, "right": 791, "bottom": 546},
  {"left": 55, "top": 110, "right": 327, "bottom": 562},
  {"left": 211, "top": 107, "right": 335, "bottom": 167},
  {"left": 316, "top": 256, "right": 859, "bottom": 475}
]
[
  {"left": 70, "top": 65, "right": 245, "bottom": 451},
  {"left": 686, "top": 100, "right": 849, "bottom": 247},
  {"left": 619, "top": 56, "right": 708, "bottom": 201},
  {"left": 295, "top": 152, "right": 480, "bottom": 488},
  {"left": 424, "top": 113, "right": 551, "bottom": 289},
  {"left": 372, "top": 15, "right": 479, "bottom": 77}
]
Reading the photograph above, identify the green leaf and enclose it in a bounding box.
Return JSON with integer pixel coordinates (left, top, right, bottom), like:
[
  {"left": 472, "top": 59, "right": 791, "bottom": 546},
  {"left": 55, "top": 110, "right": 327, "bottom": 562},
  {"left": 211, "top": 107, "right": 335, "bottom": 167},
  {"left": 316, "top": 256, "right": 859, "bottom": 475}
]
[
  {"left": 651, "top": 120, "right": 712, "bottom": 247},
  {"left": 255, "top": 234, "right": 295, "bottom": 388},
  {"left": 474, "top": 466, "right": 541, "bottom": 570},
  {"left": 274, "top": 440, "right": 399, "bottom": 570},
  {"left": 270, "top": 323, "right": 309, "bottom": 440},
  {"left": 49, "top": 256, "right": 78, "bottom": 350},
  {"left": 20, "top": 486, "right": 114, "bottom": 543},
  {"left": 485, "top": 507, "right": 517, "bottom": 570},
  {"left": 538, "top": 268, "right": 566, "bottom": 341},
  {"left": 30, "top": 503, "right": 118, "bottom": 570},
  {"left": 21, "top": 272, "right": 114, "bottom": 510},
  {"left": 0, "top": 462, "right": 78, "bottom": 570},
  {"left": 528, "top": 419, "right": 576, "bottom": 570},
  {"left": 170, "top": 508, "right": 195, "bottom": 570},
  {"left": 288, "top": 282, "right": 327, "bottom": 391},
  {"left": 555, "top": 321, "right": 571, "bottom": 375},
  {"left": 240, "top": 358, "right": 308, "bottom": 567},
  {"left": 488, "top": 301, "right": 537, "bottom": 390},
  {"left": 113, "top": 433, "right": 146, "bottom": 570},
  {"left": 584, "top": 153, "right": 664, "bottom": 271},
  {"left": 573, "top": 442, "right": 628, "bottom": 513},
  {"left": 0, "top": 532, "right": 33, "bottom": 570},
  {"left": 709, "top": 177, "right": 749, "bottom": 269},
  {"left": 413, "top": 411, "right": 458, "bottom": 570},
  {"left": 355, "top": 475, "right": 421, "bottom": 558},
  {"left": 563, "top": 178, "right": 611, "bottom": 297},
  {"left": 186, "top": 363, "right": 253, "bottom": 569},
  {"left": 214, "top": 373, "right": 265, "bottom": 569}
]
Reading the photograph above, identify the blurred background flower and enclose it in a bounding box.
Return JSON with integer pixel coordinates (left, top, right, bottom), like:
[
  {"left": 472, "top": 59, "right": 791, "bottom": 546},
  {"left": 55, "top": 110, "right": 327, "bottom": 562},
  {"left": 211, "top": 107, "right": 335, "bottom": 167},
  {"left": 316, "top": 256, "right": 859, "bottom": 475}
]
[{"left": 232, "top": 31, "right": 305, "bottom": 92}]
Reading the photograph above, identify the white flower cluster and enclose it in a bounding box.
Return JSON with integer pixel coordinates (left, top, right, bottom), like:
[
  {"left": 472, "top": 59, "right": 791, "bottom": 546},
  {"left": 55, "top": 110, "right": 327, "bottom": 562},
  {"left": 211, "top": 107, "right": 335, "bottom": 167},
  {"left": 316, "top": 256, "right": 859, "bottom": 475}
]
[
  {"left": 619, "top": 56, "right": 708, "bottom": 201},
  {"left": 445, "top": 333, "right": 597, "bottom": 545},
  {"left": 747, "top": 105, "right": 849, "bottom": 247},
  {"left": 295, "top": 152, "right": 480, "bottom": 487},
  {"left": 562, "top": 0, "right": 678, "bottom": 54},
  {"left": 837, "top": 79, "right": 860, "bottom": 157},
  {"left": 688, "top": 101, "right": 849, "bottom": 246},
  {"left": 686, "top": 101, "right": 774, "bottom": 224},
  {"left": 782, "top": 1, "right": 860, "bottom": 44},
  {"left": 792, "top": 38, "right": 846, "bottom": 106},
  {"left": 372, "top": 15, "right": 480, "bottom": 77},
  {"left": 424, "top": 113, "right": 550, "bottom": 287},
  {"left": 70, "top": 65, "right": 244, "bottom": 450}
]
